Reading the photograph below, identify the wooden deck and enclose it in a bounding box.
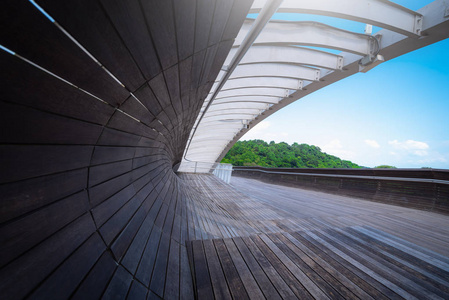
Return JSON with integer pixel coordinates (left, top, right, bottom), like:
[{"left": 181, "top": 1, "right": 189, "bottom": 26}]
[{"left": 183, "top": 175, "right": 449, "bottom": 299}]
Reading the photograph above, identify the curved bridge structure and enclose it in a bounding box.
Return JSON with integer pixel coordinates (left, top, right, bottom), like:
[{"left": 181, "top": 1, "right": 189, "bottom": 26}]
[
  {"left": 182, "top": 0, "right": 449, "bottom": 166},
  {"left": 1, "top": 0, "right": 448, "bottom": 299}
]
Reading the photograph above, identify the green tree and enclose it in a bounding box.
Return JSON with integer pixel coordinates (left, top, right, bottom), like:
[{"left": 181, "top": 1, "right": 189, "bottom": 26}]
[{"left": 222, "top": 140, "right": 364, "bottom": 169}]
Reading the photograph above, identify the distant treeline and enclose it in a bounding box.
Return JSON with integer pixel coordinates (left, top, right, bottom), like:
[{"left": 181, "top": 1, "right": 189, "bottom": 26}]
[{"left": 221, "top": 140, "right": 363, "bottom": 168}]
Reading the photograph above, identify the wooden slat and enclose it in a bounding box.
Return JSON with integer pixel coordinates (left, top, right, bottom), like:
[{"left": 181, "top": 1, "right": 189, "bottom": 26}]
[
  {"left": 232, "top": 237, "right": 282, "bottom": 299},
  {"left": 102, "top": 266, "right": 133, "bottom": 299},
  {"left": 28, "top": 233, "right": 105, "bottom": 299},
  {"left": 281, "top": 232, "right": 376, "bottom": 300},
  {"left": 0, "top": 214, "right": 96, "bottom": 299},
  {"left": 214, "top": 239, "right": 250, "bottom": 300},
  {"left": 203, "top": 239, "right": 232, "bottom": 300},
  {"left": 39, "top": 0, "right": 146, "bottom": 91},
  {"left": 223, "top": 238, "right": 265, "bottom": 299},
  {"left": 0, "top": 52, "right": 115, "bottom": 125},
  {"left": 0, "top": 191, "right": 89, "bottom": 267},
  {"left": 0, "top": 1, "right": 129, "bottom": 104},
  {"left": 0, "top": 145, "right": 93, "bottom": 184},
  {"left": 266, "top": 233, "right": 354, "bottom": 300},
  {"left": 192, "top": 240, "right": 215, "bottom": 299},
  {"left": 0, "top": 168, "right": 87, "bottom": 224},
  {"left": 99, "top": 0, "right": 161, "bottom": 81},
  {"left": 71, "top": 251, "right": 116, "bottom": 300}
]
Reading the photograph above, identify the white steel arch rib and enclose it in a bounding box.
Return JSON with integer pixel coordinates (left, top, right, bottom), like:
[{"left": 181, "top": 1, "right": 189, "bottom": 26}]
[
  {"left": 179, "top": 0, "right": 449, "bottom": 172},
  {"left": 225, "top": 46, "right": 344, "bottom": 70},
  {"left": 249, "top": 0, "right": 423, "bottom": 37}
]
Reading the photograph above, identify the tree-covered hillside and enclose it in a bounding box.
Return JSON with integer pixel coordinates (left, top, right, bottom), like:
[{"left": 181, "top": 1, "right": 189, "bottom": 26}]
[{"left": 221, "top": 140, "right": 362, "bottom": 168}]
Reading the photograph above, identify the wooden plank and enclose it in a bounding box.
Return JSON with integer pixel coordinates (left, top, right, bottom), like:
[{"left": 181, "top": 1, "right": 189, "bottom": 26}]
[
  {"left": 174, "top": 0, "right": 196, "bottom": 61},
  {"left": 281, "top": 232, "right": 376, "bottom": 300},
  {"left": 99, "top": 0, "right": 161, "bottom": 80},
  {"left": 318, "top": 227, "right": 447, "bottom": 300},
  {"left": 0, "top": 191, "right": 89, "bottom": 267},
  {"left": 89, "top": 159, "right": 133, "bottom": 187},
  {"left": 199, "top": 43, "right": 218, "bottom": 86},
  {"left": 0, "top": 214, "right": 96, "bottom": 299},
  {"left": 341, "top": 228, "right": 449, "bottom": 297},
  {"left": 223, "top": 238, "right": 265, "bottom": 300},
  {"left": 232, "top": 237, "right": 281, "bottom": 299},
  {"left": 0, "top": 101, "right": 103, "bottom": 145},
  {"left": 0, "top": 145, "right": 93, "bottom": 184},
  {"left": 150, "top": 233, "right": 171, "bottom": 297},
  {"left": 89, "top": 172, "right": 133, "bottom": 207},
  {"left": 289, "top": 230, "right": 395, "bottom": 299},
  {"left": 28, "top": 233, "right": 105, "bottom": 299},
  {"left": 240, "top": 236, "right": 298, "bottom": 299},
  {"left": 194, "top": 0, "right": 215, "bottom": 53},
  {"left": 214, "top": 239, "right": 250, "bottom": 300},
  {"left": 257, "top": 234, "right": 328, "bottom": 299},
  {"left": 107, "top": 110, "right": 158, "bottom": 140},
  {"left": 267, "top": 233, "right": 355, "bottom": 300},
  {"left": 127, "top": 281, "right": 148, "bottom": 299},
  {"left": 164, "top": 240, "right": 181, "bottom": 300},
  {"left": 180, "top": 244, "right": 195, "bottom": 300},
  {"left": 0, "top": 51, "right": 115, "bottom": 125},
  {"left": 99, "top": 192, "right": 143, "bottom": 245},
  {"left": 0, "top": 1, "right": 128, "bottom": 104},
  {"left": 120, "top": 188, "right": 160, "bottom": 274},
  {"left": 135, "top": 226, "right": 162, "bottom": 285},
  {"left": 164, "top": 64, "right": 182, "bottom": 116},
  {"left": 102, "top": 266, "right": 133, "bottom": 299},
  {"left": 191, "top": 240, "right": 215, "bottom": 299},
  {"left": 97, "top": 127, "right": 142, "bottom": 147},
  {"left": 140, "top": 0, "right": 177, "bottom": 70},
  {"left": 71, "top": 251, "right": 116, "bottom": 300},
  {"left": 110, "top": 196, "right": 148, "bottom": 260},
  {"left": 91, "top": 184, "right": 136, "bottom": 226},
  {"left": 0, "top": 168, "right": 87, "bottom": 223},
  {"left": 132, "top": 83, "right": 163, "bottom": 117},
  {"left": 209, "top": 0, "right": 234, "bottom": 46},
  {"left": 120, "top": 96, "right": 156, "bottom": 126},
  {"left": 91, "top": 146, "right": 135, "bottom": 165},
  {"left": 202, "top": 239, "right": 232, "bottom": 300},
  {"left": 39, "top": 0, "right": 146, "bottom": 91},
  {"left": 357, "top": 226, "right": 449, "bottom": 269},
  {"left": 306, "top": 230, "right": 414, "bottom": 299}
]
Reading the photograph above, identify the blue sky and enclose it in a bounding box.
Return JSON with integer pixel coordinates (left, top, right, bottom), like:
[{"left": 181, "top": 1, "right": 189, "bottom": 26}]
[{"left": 242, "top": 1, "right": 449, "bottom": 169}]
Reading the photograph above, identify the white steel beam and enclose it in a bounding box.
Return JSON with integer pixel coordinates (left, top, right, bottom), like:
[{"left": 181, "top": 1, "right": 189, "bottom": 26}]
[
  {"left": 235, "top": 20, "right": 371, "bottom": 56},
  {"left": 229, "top": 63, "right": 321, "bottom": 81},
  {"left": 221, "top": 76, "right": 302, "bottom": 91},
  {"left": 214, "top": 96, "right": 281, "bottom": 105},
  {"left": 250, "top": 0, "right": 423, "bottom": 37},
  {"left": 216, "top": 87, "right": 290, "bottom": 99},
  {"left": 208, "top": 102, "right": 270, "bottom": 111},
  {"left": 203, "top": 114, "right": 258, "bottom": 122},
  {"left": 205, "top": 108, "right": 264, "bottom": 116},
  {"left": 225, "top": 45, "right": 344, "bottom": 70}
]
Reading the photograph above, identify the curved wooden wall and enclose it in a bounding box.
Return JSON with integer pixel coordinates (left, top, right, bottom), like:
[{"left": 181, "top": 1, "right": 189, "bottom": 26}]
[{"left": 0, "top": 0, "right": 252, "bottom": 298}]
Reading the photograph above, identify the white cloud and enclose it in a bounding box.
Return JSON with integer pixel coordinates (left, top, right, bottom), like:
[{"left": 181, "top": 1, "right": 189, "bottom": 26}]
[
  {"left": 413, "top": 150, "right": 428, "bottom": 157},
  {"left": 388, "top": 139, "right": 429, "bottom": 150},
  {"left": 322, "top": 139, "right": 355, "bottom": 160},
  {"left": 323, "top": 139, "right": 343, "bottom": 150},
  {"left": 365, "top": 139, "right": 380, "bottom": 148},
  {"left": 388, "top": 139, "right": 429, "bottom": 156},
  {"left": 417, "top": 156, "right": 447, "bottom": 164}
]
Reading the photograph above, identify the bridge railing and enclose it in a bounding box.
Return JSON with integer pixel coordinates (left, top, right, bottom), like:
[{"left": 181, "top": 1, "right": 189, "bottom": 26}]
[
  {"left": 233, "top": 166, "right": 449, "bottom": 214},
  {"left": 176, "top": 161, "right": 233, "bottom": 184}
]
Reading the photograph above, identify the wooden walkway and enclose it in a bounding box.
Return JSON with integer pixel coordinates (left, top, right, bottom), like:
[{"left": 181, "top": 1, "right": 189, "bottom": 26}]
[{"left": 182, "top": 175, "right": 449, "bottom": 299}]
